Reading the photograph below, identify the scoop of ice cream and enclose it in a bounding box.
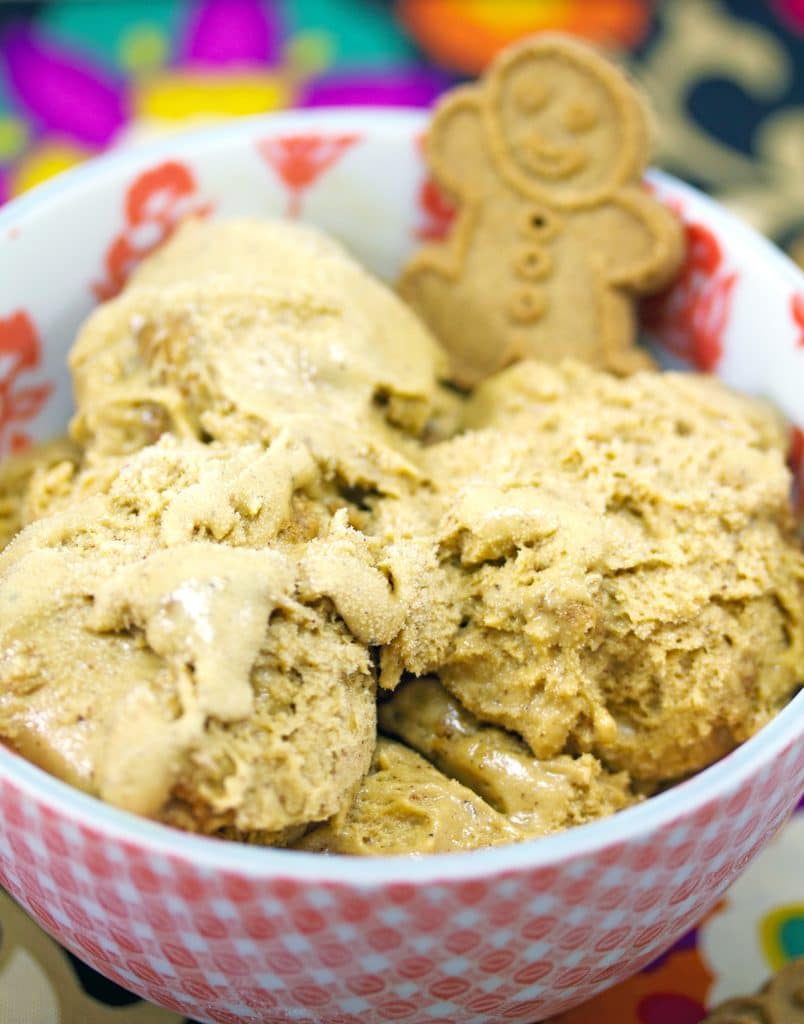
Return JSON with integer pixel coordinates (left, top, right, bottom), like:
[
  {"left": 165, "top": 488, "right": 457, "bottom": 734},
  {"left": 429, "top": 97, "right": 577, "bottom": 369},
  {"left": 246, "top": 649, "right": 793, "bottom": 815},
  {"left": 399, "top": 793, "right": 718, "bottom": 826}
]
[
  {"left": 0, "top": 435, "right": 381, "bottom": 838},
  {"left": 0, "top": 437, "right": 79, "bottom": 552},
  {"left": 2, "top": 208, "right": 802, "bottom": 857},
  {"left": 375, "top": 361, "right": 804, "bottom": 783},
  {"left": 379, "top": 678, "right": 636, "bottom": 835},
  {"left": 295, "top": 737, "right": 521, "bottom": 855},
  {"left": 69, "top": 219, "right": 453, "bottom": 493}
]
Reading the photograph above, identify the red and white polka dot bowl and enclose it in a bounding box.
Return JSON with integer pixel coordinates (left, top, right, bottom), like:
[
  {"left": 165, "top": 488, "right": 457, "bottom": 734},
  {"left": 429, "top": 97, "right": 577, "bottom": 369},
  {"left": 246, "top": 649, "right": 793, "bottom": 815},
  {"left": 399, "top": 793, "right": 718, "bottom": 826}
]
[{"left": 0, "top": 110, "right": 802, "bottom": 1024}]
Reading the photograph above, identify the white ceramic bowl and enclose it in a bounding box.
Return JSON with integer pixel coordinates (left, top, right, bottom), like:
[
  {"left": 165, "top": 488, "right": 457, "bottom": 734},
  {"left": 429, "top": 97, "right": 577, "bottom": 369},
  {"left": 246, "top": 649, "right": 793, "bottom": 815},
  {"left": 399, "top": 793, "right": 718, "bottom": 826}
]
[{"left": 0, "top": 110, "right": 802, "bottom": 1024}]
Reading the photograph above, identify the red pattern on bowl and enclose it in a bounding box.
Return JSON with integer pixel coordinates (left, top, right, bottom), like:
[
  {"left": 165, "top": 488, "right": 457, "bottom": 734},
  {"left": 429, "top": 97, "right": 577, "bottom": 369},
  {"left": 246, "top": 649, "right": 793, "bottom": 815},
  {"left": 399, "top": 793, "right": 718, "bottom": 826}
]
[
  {"left": 92, "top": 160, "right": 213, "bottom": 301},
  {"left": 642, "top": 216, "right": 738, "bottom": 372},
  {"left": 0, "top": 311, "right": 52, "bottom": 458},
  {"left": 257, "top": 133, "right": 361, "bottom": 218},
  {"left": 792, "top": 293, "right": 804, "bottom": 348},
  {"left": 0, "top": 740, "right": 801, "bottom": 1023},
  {"left": 0, "top": 110, "right": 802, "bottom": 1024}
]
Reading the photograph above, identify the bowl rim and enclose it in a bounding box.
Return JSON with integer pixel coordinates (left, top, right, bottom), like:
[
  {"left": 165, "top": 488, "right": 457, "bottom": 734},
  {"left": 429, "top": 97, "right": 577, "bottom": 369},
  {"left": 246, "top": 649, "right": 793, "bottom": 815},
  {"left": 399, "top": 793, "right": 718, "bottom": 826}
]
[
  {"left": 2, "top": 107, "right": 803, "bottom": 294},
  {"left": 0, "top": 108, "right": 802, "bottom": 887}
]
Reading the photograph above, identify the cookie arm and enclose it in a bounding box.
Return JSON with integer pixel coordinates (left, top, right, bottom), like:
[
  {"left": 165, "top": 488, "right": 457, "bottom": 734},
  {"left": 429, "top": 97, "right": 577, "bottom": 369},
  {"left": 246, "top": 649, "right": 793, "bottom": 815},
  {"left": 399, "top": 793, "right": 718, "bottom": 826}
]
[
  {"left": 580, "top": 186, "right": 685, "bottom": 293},
  {"left": 424, "top": 85, "right": 495, "bottom": 198},
  {"left": 399, "top": 88, "right": 489, "bottom": 289}
]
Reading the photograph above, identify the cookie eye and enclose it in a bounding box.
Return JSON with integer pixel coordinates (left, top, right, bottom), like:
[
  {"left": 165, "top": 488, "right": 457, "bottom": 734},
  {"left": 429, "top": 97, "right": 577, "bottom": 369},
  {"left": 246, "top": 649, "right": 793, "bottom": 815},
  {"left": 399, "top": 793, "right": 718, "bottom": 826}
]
[
  {"left": 562, "top": 100, "right": 599, "bottom": 134},
  {"left": 513, "top": 76, "right": 550, "bottom": 114}
]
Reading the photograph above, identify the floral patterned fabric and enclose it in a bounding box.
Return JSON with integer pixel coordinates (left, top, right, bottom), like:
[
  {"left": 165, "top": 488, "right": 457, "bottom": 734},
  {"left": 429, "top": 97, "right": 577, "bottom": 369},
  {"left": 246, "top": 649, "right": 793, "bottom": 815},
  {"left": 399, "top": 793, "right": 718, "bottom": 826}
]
[
  {"left": 0, "top": 2, "right": 802, "bottom": 1021},
  {"left": 1, "top": 0, "right": 803, "bottom": 266}
]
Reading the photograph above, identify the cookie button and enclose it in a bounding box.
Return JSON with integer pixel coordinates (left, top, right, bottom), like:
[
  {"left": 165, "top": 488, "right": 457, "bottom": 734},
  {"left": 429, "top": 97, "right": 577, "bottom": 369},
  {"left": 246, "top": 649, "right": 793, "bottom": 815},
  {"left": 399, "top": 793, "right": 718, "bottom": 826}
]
[
  {"left": 514, "top": 245, "right": 552, "bottom": 281},
  {"left": 519, "top": 205, "right": 562, "bottom": 242},
  {"left": 507, "top": 287, "right": 547, "bottom": 324}
]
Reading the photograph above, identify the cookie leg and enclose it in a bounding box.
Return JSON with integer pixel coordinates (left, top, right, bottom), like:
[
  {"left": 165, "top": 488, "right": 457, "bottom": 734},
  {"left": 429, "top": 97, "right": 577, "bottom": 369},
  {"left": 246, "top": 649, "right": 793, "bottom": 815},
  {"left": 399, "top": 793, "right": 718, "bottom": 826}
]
[{"left": 400, "top": 261, "right": 493, "bottom": 386}]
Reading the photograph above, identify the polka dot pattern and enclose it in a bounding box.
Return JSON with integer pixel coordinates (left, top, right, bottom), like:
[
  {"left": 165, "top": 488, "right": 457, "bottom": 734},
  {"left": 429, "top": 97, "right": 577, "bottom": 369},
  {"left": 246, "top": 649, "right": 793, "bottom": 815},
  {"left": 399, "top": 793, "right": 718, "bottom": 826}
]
[{"left": 0, "top": 738, "right": 800, "bottom": 1023}]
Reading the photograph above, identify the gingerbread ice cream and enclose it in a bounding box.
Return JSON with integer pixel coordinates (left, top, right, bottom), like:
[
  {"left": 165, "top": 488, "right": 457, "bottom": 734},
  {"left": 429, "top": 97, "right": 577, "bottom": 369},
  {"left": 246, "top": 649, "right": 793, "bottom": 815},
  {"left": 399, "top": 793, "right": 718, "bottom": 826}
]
[
  {"left": 70, "top": 218, "right": 454, "bottom": 494},
  {"left": 374, "top": 361, "right": 803, "bottom": 784},
  {"left": 0, "top": 35, "right": 801, "bottom": 856},
  {"left": 0, "top": 436, "right": 382, "bottom": 840}
]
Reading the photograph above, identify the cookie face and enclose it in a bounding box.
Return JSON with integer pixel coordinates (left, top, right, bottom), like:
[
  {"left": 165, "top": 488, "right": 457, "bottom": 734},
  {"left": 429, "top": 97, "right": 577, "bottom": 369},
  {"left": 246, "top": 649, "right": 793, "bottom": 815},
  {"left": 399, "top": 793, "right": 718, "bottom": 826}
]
[{"left": 486, "top": 36, "right": 650, "bottom": 205}]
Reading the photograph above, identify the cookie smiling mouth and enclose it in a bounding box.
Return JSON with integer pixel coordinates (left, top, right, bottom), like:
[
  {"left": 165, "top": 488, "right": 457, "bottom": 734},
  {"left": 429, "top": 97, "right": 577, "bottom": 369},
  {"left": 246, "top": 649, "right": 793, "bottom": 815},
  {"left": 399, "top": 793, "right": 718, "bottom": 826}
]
[{"left": 520, "top": 133, "right": 587, "bottom": 178}]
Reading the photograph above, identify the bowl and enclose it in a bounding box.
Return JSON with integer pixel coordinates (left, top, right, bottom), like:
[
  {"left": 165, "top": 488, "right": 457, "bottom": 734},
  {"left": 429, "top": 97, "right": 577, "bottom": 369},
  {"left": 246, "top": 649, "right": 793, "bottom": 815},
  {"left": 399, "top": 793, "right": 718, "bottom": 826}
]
[{"left": 0, "top": 109, "right": 802, "bottom": 1024}]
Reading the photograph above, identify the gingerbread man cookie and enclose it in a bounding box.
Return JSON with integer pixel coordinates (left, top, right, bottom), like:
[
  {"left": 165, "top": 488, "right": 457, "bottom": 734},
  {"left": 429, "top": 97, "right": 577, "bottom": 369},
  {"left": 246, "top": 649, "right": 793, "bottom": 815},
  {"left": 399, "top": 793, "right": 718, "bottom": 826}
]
[
  {"left": 703, "top": 958, "right": 804, "bottom": 1023},
  {"left": 399, "top": 34, "right": 684, "bottom": 386}
]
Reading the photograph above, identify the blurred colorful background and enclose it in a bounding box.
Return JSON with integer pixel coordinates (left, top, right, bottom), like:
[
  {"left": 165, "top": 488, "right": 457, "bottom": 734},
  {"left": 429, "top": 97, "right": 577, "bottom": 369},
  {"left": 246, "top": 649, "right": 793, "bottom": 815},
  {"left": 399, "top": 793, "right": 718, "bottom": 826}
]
[
  {"left": 0, "top": 2, "right": 803, "bottom": 1023},
  {"left": 1, "top": 0, "right": 804, "bottom": 266}
]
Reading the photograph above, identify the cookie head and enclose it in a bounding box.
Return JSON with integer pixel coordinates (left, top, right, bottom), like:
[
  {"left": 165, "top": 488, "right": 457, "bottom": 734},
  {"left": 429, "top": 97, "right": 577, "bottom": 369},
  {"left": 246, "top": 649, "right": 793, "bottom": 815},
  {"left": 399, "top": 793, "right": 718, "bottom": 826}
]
[{"left": 486, "top": 35, "right": 650, "bottom": 204}]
